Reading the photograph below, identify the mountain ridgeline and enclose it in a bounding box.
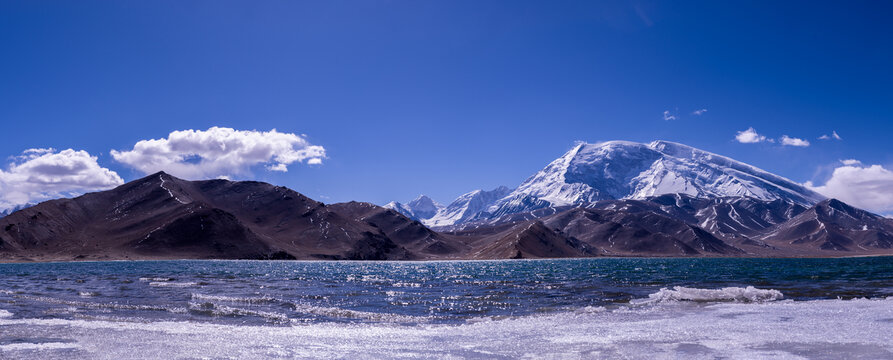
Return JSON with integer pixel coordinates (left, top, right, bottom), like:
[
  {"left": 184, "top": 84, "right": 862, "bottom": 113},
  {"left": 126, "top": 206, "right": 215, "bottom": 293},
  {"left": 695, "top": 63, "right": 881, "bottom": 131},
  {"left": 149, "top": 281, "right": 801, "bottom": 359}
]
[{"left": 1, "top": 140, "right": 892, "bottom": 261}]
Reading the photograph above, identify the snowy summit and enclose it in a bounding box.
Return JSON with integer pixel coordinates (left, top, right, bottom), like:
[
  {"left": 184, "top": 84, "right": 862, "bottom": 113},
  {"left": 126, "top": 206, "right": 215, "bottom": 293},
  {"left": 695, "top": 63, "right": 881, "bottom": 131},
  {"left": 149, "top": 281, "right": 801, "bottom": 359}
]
[
  {"left": 397, "top": 140, "right": 826, "bottom": 227},
  {"left": 384, "top": 195, "right": 444, "bottom": 221}
]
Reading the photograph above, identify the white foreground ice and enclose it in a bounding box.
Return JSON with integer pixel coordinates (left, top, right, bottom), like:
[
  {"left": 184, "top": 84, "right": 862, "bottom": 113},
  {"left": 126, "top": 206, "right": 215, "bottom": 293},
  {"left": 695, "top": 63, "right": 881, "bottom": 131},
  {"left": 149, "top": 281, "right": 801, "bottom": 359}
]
[{"left": 1, "top": 296, "right": 892, "bottom": 359}]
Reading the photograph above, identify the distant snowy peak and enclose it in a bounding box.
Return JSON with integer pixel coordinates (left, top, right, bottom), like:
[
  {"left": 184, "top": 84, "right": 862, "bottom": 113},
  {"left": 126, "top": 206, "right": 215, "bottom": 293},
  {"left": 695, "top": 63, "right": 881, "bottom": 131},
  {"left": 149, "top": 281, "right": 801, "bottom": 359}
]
[
  {"left": 506, "top": 141, "right": 651, "bottom": 206},
  {"left": 384, "top": 195, "right": 444, "bottom": 221},
  {"left": 406, "top": 195, "right": 443, "bottom": 219},
  {"left": 0, "top": 203, "right": 35, "bottom": 218},
  {"left": 499, "top": 140, "right": 823, "bottom": 208},
  {"left": 399, "top": 140, "right": 826, "bottom": 228},
  {"left": 423, "top": 186, "right": 513, "bottom": 227},
  {"left": 383, "top": 201, "right": 415, "bottom": 218},
  {"left": 419, "top": 140, "right": 825, "bottom": 228}
]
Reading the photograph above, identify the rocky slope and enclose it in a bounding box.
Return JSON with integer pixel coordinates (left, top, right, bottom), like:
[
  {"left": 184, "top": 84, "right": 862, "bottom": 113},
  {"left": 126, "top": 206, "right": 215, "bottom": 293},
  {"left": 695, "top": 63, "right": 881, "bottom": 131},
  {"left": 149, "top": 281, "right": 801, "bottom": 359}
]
[
  {"left": 757, "top": 199, "right": 893, "bottom": 254},
  {"left": 327, "top": 201, "right": 469, "bottom": 259},
  {"left": 440, "top": 194, "right": 893, "bottom": 257},
  {"left": 0, "top": 172, "right": 417, "bottom": 261}
]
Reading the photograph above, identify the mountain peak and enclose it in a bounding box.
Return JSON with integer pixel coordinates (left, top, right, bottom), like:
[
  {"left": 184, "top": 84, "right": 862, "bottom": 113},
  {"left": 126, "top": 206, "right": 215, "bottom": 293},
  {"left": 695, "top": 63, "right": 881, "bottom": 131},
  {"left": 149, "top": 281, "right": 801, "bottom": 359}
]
[
  {"left": 821, "top": 198, "right": 850, "bottom": 209},
  {"left": 815, "top": 198, "right": 870, "bottom": 218},
  {"left": 425, "top": 140, "right": 826, "bottom": 227},
  {"left": 563, "top": 140, "right": 823, "bottom": 204},
  {"left": 131, "top": 171, "right": 180, "bottom": 186},
  {"left": 408, "top": 195, "right": 440, "bottom": 208},
  {"left": 149, "top": 170, "right": 171, "bottom": 177},
  {"left": 422, "top": 185, "right": 514, "bottom": 227},
  {"left": 647, "top": 140, "right": 698, "bottom": 157},
  {"left": 383, "top": 195, "right": 444, "bottom": 221},
  {"left": 383, "top": 201, "right": 414, "bottom": 218}
]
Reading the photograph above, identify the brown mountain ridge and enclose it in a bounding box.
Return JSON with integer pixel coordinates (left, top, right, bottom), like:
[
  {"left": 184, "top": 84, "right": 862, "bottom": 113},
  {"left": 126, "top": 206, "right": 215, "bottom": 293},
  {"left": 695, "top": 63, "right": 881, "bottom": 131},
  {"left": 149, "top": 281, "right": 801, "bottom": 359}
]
[{"left": 1, "top": 172, "right": 892, "bottom": 262}]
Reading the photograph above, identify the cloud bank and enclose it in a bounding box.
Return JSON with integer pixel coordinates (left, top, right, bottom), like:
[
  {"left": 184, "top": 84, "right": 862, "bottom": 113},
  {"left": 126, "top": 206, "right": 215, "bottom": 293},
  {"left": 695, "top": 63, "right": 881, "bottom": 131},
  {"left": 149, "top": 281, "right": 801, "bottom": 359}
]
[
  {"left": 692, "top": 109, "right": 708, "bottom": 116},
  {"left": 806, "top": 160, "right": 893, "bottom": 215},
  {"left": 0, "top": 148, "right": 124, "bottom": 210},
  {"left": 111, "top": 127, "right": 326, "bottom": 179}
]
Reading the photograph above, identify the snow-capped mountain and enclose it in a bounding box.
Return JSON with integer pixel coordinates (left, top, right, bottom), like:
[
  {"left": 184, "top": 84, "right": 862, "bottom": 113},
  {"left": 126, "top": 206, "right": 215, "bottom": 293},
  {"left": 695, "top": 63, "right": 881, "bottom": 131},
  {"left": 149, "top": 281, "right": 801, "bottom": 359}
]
[
  {"left": 406, "top": 195, "right": 443, "bottom": 219},
  {"left": 384, "top": 195, "right": 444, "bottom": 221},
  {"left": 424, "top": 186, "right": 513, "bottom": 227},
  {"left": 383, "top": 201, "right": 414, "bottom": 218},
  {"left": 425, "top": 140, "right": 826, "bottom": 227}
]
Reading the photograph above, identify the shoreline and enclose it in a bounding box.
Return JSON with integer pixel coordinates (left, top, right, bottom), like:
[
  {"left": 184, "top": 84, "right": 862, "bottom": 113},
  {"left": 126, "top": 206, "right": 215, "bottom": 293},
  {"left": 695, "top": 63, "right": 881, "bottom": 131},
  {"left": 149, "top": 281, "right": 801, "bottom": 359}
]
[{"left": 2, "top": 253, "right": 893, "bottom": 264}]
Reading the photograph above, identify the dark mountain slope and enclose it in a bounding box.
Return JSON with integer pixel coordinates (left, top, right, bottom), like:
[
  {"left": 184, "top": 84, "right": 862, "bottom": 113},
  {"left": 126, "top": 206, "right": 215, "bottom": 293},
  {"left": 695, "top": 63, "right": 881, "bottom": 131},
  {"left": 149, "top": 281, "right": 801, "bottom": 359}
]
[
  {"left": 641, "top": 194, "right": 807, "bottom": 243},
  {"left": 0, "top": 172, "right": 410, "bottom": 261},
  {"left": 537, "top": 207, "right": 741, "bottom": 256},
  {"left": 442, "top": 194, "right": 893, "bottom": 257},
  {"left": 2, "top": 172, "right": 893, "bottom": 261},
  {"left": 463, "top": 220, "right": 594, "bottom": 259},
  {"left": 327, "top": 202, "right": 469, "bottom": 259},
  {"left": 758, "top": 199, "right": 893, "bottom": 254}
]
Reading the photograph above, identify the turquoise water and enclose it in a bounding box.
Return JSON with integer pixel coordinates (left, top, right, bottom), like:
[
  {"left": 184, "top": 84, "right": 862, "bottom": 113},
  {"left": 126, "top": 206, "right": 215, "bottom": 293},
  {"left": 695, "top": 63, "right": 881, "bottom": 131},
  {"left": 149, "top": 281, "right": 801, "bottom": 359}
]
[{"left": 2, "top": 258, "right": 893, "bottom": 358}]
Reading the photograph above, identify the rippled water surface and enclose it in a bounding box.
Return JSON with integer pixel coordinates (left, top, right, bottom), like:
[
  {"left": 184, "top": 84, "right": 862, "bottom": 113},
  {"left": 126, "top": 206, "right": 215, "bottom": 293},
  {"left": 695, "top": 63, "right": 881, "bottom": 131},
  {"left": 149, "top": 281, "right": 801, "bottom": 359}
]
[{"left": 2, "top": 257, "right": 893, "bottom": 359}]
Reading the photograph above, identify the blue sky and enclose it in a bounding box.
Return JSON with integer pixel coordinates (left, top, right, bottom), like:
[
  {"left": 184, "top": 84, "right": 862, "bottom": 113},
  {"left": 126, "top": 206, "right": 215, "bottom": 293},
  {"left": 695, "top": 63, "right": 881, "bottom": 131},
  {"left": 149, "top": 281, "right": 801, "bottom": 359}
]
[{"left": 1, "top": 1, "right": 891, "bottom": 212}]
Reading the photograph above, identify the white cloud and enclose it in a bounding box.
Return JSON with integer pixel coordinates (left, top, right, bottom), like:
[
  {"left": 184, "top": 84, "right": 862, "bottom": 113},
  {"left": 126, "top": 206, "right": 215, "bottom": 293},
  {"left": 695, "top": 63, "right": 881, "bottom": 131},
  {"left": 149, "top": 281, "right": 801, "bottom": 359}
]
[
  {"left": 0, "top": 148, "right": 124, "bottom": 210},
  {"left": 692, "top": 109, "right": 708, "bottom": 116},
  {"left": 735, "top": 127, "right": 768, "bottom": 144},
  {"left": 267, "top": 163, "right": 289, "bottom": 172},
  {"left": 806, "top": 161, "right": 893, "bottom": 214},
  {"left": 21, "top": 148, "right": 55, "bottom": 156},
  {"left": 780, "top": 135, "right": 810, "bottom": 147},
  {"left": 818, "top": 131, "right": 842, "bottom": 140},
  {"left": 662, "top": 110, "right": 676, "bottom": 121},
  {"left": 111, "top": 127, "right": 326, "bottom": 179}
]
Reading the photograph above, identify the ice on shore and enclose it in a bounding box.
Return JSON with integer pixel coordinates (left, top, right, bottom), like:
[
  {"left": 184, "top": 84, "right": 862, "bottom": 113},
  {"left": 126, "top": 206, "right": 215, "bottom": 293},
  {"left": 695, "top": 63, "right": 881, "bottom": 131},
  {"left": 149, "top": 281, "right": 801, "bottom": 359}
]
[
  {"left": 1, "top": 297, "right": 892, "bottom": 359},
  {"left": 631, "top": 285, "right": 784, "bottom": 304}
]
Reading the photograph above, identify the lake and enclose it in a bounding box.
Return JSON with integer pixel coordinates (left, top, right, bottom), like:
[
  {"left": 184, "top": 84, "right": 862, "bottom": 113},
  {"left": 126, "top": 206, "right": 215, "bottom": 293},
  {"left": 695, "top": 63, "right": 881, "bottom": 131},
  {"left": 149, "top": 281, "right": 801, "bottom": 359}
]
[{"left": 2, "top": 257, "right": 892, "bottom": 359}]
